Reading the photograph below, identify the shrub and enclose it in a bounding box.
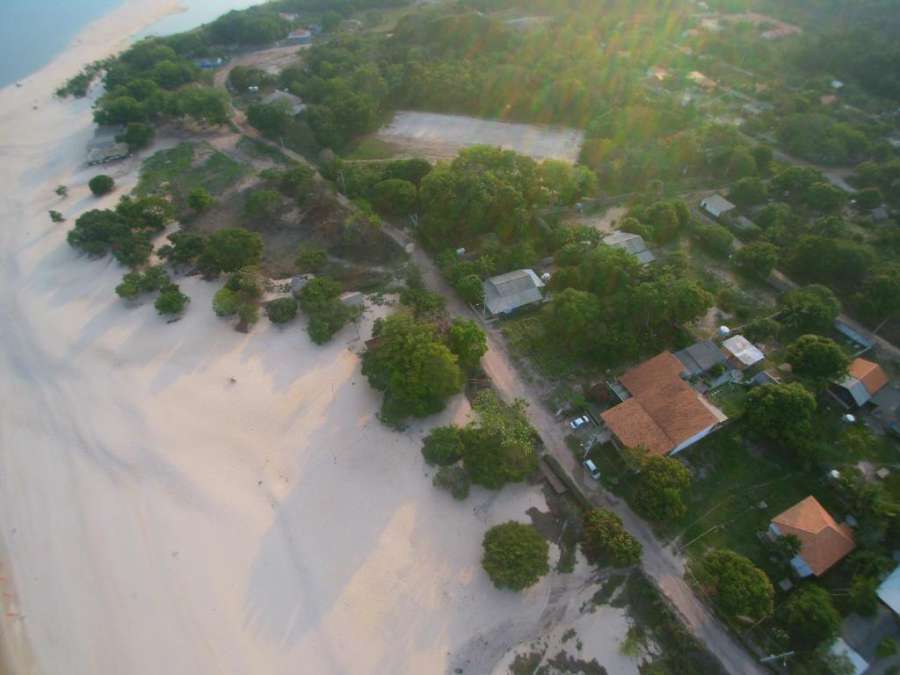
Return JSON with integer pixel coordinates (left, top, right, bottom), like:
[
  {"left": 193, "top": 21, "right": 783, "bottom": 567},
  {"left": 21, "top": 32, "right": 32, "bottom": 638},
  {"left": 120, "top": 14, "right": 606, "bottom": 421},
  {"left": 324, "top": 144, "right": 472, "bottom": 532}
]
[
  {"left": 481, "top": 522, "right": 549, "bottom": 591},
  {"left": 89, "top": 174, "right": 115, "bottom": 196},
  {"left": 265, "top": 297, "right": 299, "bottom": 324},
  {"left": 154, "top": 284, "right": 189, "bottom": 316},
  {"left": 693, "top": 221, "right": 734, "bottom": 258},
  {"left": 370, "top": 178, "right": 417, "bottom": 217},
  {"left": 582, "top": 509, "right": 642, "bottom": 567},
  {"left": 187, "top": 187, "right": 214, "bottom": 212},
  {"left": 49, "top": 210, "right": 65, "bottom": 223},
  {"left": 421, "top": 425, "right": 464, "bottom": 466},
  {"left": 295, "top": 245, "right": 328, "bottom": 273},
  {"left": 433, "top": 466, "right": 470, "bottom": 500}
]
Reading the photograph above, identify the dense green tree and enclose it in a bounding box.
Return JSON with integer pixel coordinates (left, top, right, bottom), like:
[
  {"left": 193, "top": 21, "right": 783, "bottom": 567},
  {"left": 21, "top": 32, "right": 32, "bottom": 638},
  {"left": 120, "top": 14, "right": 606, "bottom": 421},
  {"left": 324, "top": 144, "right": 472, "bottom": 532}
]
[
  {"left": 199, "top": 228, "right": 263, "bottom": 275},
  {"left": 786, "top": 335, "right": 849, "bottom": 384},
  {"left": 455, "top": 274, "right": 485, "bottom": 306},
  {"left": 154, "top": 283, "right": 189, "bottom": 316},
  {"left": 779, "top": 584, "right": 840, "bottom": 649},
  {"left": 117, "top": 122, "right": 155, "bottom": 151},
  {"left": 362, "top": 313, "right": 463, "bottom": 420},
  {"left": 158, "top": 231, "right": 206, "bottom": 267},
  {"left": 446, "top": 319, "right": 487, "bottom": 370},
  {"left": 804, "top": 182, "right": 848, "bottom": 213},
  {"left": 693, "top": 549, "right": 774, "bottom": 621},
  {"left": 188, "top": 187, "right": 214, "bottom": 212},
  {"left": 89, "top": 175, "right": 115, "bottom": 196},
  {"left": 298, "top": 276, "right": 356, "bottom": 344},
  {"left": 693, "top": 221, "right": 734, "bottom": 258},
  {"left": 172, "top": 86, "right": 229, "bottom": 126},
  {"left": 632, "top": 455, "right": 691, "bottom": 522},
  {"left": 582, "top": 509, "right": 642, "bottom": 567},
  {"left": 461, "top": 391, "right": 538, "bottom": 489},
  {"left": 780, "top": 284, "right": 841, "bottom": 335},
  {"left": 370, "top": 179, "right": 417, "bottom": 217},
  {"left": 729, "top": 177, "right": 768, "bottom": 207},
  {"left": 855, "top": 187, "right": 883, "bottom": 210},
  {"left": 227, "top": 65, "right": 272, "bottom": 91},
  {"left": 207, "top": 9, "right": 290, "bottom": 45},
  {"left": 481, "top": 522, "right": 549, "bottom": 591},
  {"left": 734, "top": 241, "right": 779, "bottom": 278},
  {"left": 788, "top": 236, "right": 873, "bottom": 287},
  {"left": 752, "top": 146, "right": 773, "bottom": 175},
  {"left": 745, "top": 383, "right": 816, "bottom": 449},
  {"left": 545, "top": 288, "right": 603, "bottom": 357},
  {"left": 265, "top": 297, "right": 299, "bottom": 324},
  {"left": 421, "top": 425, "right": 464, "bottom": 466},
  {"left": 855, "top": 265, "right": 900, "bottom": 326}
]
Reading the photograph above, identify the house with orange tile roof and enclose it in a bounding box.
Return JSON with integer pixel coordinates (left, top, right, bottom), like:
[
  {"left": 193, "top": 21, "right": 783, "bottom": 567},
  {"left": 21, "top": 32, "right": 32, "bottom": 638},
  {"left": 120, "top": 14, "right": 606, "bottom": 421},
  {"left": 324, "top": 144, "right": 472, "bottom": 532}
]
[
  {"left": 600, "top": 352, "right": 727, "bottom": 456},
  {"left": 832, "top": 357, "right": 889, "bottom": 408},
  {"left": 769, "top": 496, "right": 855, "bottom": 577}
]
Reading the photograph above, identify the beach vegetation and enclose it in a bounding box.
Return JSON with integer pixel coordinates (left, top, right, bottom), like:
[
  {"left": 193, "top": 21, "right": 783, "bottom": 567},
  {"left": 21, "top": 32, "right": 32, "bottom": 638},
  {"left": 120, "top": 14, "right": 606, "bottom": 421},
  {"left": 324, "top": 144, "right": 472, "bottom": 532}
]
[
  {"left": 362, "top": 313, "right": 463, "bottom": 422},
  {"left": 298, "top": 277, "right": 358, "bottom": 344},
  {"left": 198, "top": 228, "right": 263, "bottom": 276},
  {"left": 55, "top": 185, "right": 68, "bottom": 197},
  {"left": 187, "top": 187, "right": 214, "bottom": 213},
  {"left": 155, "top": 284, "right": 190, "bottom": 316},
  {"left": 158, "top": 231, "right": 207, "bottom": 268},
  {"left": 49, "top": 210, "right": 65, "bottom": 223},
  {"left": 421, "top": 426, "right": 464, "bottom": 466},
  {"left": 481, "top": 522, "right": 549, "bottom": 591},
  {"left": 117, "top": 122, "right": 155, "bottom": 152},
  {"left": 265, "top": 297, "right": 299, "bottom": 324},
  {"left": 295, "top": 245, "right": 328, "bottom": 273},
  {"left": 432, "top": 466, "right": 470, "bottom": 500},
  {"left": 89, "top": 175, "right": 115, "bottom": 196}
]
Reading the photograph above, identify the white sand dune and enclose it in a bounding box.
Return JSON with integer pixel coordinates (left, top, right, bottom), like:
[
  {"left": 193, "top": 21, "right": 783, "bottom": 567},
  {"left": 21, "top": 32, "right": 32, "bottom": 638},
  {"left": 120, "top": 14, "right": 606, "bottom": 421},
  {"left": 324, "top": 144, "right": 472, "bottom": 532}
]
[{"left": 0, "top": 5, "right": 638, "bottom": 675}]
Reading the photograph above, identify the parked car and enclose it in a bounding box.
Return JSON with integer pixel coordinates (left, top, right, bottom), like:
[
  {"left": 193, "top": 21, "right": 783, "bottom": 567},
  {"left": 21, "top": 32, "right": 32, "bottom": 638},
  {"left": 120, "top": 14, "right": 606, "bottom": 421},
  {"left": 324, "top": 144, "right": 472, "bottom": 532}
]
[
  {"left": 569, "top": 415, "right": 591, "bottom": 430},
  {"left": 583, "top": 459, "right": 601, "bottom": 480}
]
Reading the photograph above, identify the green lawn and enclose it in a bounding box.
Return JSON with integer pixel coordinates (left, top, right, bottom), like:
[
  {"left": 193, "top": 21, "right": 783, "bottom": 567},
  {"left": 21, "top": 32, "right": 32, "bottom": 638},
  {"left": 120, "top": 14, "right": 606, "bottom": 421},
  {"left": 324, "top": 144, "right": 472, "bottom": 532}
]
[{"left": 676, "top": 427, "right": 830, "bottom": 577}]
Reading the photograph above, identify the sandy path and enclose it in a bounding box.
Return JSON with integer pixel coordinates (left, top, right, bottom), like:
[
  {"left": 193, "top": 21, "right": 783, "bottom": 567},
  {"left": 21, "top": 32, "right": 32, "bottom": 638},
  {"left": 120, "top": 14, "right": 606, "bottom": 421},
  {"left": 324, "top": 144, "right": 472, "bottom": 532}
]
[{"left": 0, "top": 6, "right": 646, "bottom": 675}]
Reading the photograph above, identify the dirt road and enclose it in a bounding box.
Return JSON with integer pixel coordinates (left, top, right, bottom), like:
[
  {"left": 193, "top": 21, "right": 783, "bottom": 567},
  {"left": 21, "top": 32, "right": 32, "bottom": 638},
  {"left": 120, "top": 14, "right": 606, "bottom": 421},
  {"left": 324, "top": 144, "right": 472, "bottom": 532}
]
[{"left": 381, "top": 224, "right": 769, "bottom": 675}]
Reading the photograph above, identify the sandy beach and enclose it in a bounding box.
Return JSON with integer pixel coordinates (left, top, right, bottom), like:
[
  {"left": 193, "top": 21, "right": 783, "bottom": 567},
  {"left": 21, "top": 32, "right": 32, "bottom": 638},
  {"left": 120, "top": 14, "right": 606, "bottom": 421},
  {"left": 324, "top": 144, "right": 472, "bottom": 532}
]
[{"left": 0, "top": 4, "right": 640, "bottom": 674}]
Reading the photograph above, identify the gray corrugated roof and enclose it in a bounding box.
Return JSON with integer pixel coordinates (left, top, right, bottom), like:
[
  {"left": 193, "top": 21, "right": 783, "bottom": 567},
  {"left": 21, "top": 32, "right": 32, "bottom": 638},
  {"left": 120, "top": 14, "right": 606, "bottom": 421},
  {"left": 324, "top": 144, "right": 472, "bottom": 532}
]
[
  {"left": 603, "top": 231, "right": 656, "bottom": 265},
  {"left": 483, "top": 269, "right": 544, "bottom": 315},
  {"left": 700, "top": 194, "right": 736, "bottom": 217},
  {"left": 674, "top": 340, "right": 727, "bottom": 376}
]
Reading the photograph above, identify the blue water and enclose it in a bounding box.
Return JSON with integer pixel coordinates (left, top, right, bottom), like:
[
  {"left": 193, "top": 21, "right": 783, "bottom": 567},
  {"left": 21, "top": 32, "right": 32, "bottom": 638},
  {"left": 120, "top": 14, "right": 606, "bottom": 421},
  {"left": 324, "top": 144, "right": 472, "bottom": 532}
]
[
  {"left": 0, "top": 0, "right": 267, "bottom": 88},
  {"left": 0, "top": 0, "right": 124, "bottom": 87}
]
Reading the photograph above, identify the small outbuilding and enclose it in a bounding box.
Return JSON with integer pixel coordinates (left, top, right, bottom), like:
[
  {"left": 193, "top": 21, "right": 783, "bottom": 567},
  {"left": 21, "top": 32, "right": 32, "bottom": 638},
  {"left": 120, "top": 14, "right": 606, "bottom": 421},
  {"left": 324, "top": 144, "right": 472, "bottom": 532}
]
[
  {"left": 674, "top": 340, "right": 728, "bottom": 377},
  {"left": 482, "top": 269, "right": 545, "bottom": 317},
  {"left": 603, "top": 231, "right": 656, "bottom": 265},
  {"left": 769, "top": 496, "right": 855, "bottom": 577},
  {"left": 722, "top": 335, "right": 765, "bottom": 369},
  {"left": 833, "top": 357, "right": 889, "bottom": 408},
  {"left": 700, "top": 194, "right": 736, "bottom": 219},
  {"left": 285, "top": 29, "right": 312, "bottom": 45}
]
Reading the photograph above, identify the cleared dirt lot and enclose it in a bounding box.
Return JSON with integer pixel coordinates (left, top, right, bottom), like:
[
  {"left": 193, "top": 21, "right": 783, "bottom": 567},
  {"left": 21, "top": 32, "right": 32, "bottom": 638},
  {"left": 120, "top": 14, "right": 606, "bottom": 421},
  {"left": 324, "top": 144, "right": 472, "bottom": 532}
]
[{"left": 376, "top": 111, "right": 585, "bottom": 163}]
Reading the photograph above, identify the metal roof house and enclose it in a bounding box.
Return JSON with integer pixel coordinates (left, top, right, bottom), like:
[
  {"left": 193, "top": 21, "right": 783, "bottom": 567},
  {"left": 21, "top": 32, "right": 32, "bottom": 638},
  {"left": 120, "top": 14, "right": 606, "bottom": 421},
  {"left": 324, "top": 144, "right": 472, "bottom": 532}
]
[
  {"left": 603, "top": 231, "right": 656, "bottom": 265},
  {"left": 700, "top": 194, "right": 736, "bottom": 219},
  {"left": 674, "top": 340, "right": 727, "bottom": 377},
  {"left": 482, "top": 269, "right": 545, "bottom": 316},
  {"left": 833, "top": 357, "right": 889, "bottom": 408},
  {"left": 877, "top": 565, "right": 900, "bottom": 616},
  {"left": 722, "top": 335, "right": 765, "bottom": 369}
]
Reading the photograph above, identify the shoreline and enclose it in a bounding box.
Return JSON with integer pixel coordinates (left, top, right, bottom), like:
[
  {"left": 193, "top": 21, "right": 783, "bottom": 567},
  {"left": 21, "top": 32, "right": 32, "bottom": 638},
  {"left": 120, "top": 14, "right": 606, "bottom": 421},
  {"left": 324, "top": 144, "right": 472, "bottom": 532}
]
[{"left": 0, "top": 4, "right": 181, "bottom": 673}]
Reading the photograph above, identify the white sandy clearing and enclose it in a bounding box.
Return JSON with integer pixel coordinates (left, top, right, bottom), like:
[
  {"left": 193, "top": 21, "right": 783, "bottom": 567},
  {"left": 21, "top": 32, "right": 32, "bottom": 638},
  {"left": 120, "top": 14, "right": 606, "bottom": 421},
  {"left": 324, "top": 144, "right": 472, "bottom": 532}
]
[
  {"left": 376, "top": 111, "right": 585, "bottom": 163},
  {"left": 0, "top": 5, "right": 640, "bottom": 675}
]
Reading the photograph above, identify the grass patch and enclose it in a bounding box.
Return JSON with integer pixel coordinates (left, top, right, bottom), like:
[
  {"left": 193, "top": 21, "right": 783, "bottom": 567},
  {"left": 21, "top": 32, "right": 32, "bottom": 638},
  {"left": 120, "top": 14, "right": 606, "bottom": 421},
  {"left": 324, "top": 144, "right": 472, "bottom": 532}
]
[
  {"left": 136, "top": 142, "right": 249, "bottom": 208},
  {"left": 707, "top": 383, "right": 749, "bottom": 418},
  {"left": 345, "top": 137, "right": 398, "bottom": 160}
]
